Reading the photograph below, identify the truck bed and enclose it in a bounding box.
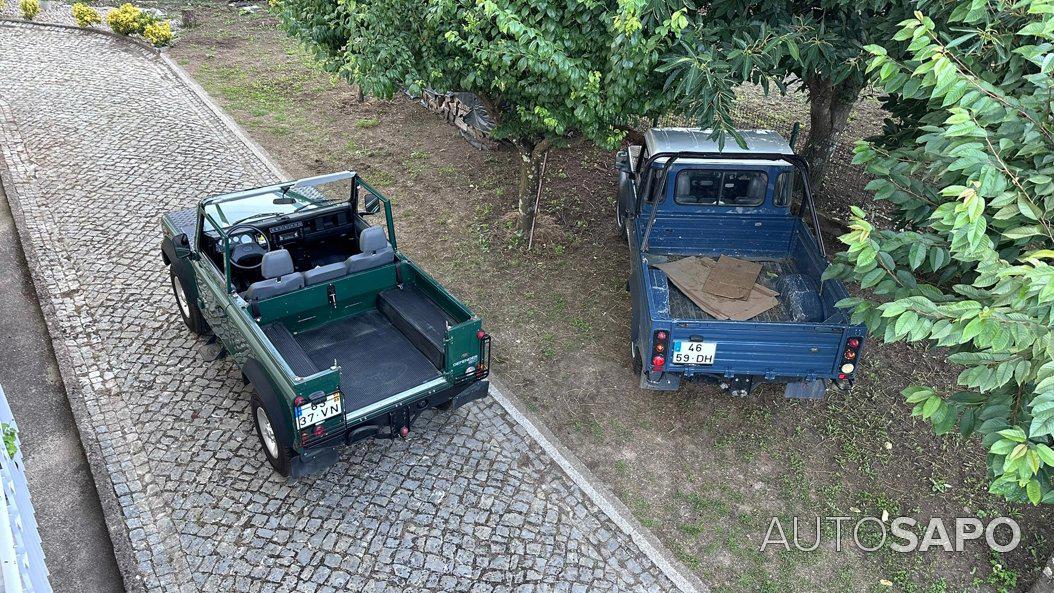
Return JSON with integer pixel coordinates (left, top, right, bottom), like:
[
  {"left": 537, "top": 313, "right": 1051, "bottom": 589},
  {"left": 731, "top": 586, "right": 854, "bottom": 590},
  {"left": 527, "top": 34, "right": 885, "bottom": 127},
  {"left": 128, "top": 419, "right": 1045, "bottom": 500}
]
[
  {"left": 263, "top": 311, "right": 441, "bottom": 410},
  {"left": 661, "top": 257, "right": 825, "bottom": 323}
]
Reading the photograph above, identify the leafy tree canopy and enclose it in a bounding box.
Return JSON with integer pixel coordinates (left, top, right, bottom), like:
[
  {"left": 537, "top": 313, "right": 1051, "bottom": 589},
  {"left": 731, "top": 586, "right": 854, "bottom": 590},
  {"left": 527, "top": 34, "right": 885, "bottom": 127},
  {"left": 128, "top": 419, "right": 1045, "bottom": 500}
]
[
  {"left": 274, "top": 0, "right": 688, "bottom": 233},
  {"left": 660, "top": 0, "right": 912, "bottom": 186},
  {"left": 275, "top": 0, "right": 690, "bottom": 148},
  {"left": 827, "top": 0, "right": 1054, "bottom": 504}
]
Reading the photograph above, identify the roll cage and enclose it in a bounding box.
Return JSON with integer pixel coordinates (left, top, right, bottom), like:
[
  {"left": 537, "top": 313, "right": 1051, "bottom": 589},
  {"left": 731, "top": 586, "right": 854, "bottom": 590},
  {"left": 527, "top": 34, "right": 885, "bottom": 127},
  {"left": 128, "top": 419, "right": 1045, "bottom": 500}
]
[{"left": 630, "top": 151, "right": 826, "bottom": 258}]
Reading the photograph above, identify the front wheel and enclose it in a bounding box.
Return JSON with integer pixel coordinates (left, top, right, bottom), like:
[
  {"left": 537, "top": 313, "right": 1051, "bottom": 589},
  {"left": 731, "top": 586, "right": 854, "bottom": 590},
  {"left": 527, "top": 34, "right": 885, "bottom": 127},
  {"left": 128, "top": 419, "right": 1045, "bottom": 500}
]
[
  {"left": 251, "top": 394, "right": 294, "bottom": 477},
  {"left": 615, "top": 202, "right": 628, "bottom": 242},
  {"left": 170, "top": 267, "right": 208, "bottom": 335}
]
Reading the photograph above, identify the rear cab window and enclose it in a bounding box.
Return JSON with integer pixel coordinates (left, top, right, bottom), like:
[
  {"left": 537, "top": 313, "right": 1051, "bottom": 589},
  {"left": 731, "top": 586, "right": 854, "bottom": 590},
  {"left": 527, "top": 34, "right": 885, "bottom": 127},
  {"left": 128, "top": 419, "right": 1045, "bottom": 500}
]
[{"left": 674, "top": 169, "right": 767, "bottom": 207}]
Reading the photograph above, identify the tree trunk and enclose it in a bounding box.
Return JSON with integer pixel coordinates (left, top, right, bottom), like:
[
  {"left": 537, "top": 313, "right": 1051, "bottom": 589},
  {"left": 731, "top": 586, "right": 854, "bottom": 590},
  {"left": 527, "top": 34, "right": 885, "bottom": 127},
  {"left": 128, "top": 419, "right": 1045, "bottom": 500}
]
[
  {"left": 516, "top": 139, "right": 550, "bottom": 239},
  {"left": 799, "top": 76, "right": 864, "bottom": 193}
]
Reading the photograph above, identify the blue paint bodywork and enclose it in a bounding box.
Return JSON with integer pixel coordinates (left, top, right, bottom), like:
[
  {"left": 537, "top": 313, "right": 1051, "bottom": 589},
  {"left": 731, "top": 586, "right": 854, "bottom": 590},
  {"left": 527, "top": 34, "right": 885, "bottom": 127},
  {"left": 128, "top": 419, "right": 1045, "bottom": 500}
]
[{"left": 621, "top": 136, "right": 867, "bottom": 396}]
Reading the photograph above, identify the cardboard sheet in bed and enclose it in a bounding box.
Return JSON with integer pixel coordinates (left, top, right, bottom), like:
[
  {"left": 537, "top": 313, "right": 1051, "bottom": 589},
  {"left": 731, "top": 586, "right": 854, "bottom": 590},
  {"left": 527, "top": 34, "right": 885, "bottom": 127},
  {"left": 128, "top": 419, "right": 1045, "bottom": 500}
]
[{"left": 655, "top": 256, "right": 778, "bottom": 321}]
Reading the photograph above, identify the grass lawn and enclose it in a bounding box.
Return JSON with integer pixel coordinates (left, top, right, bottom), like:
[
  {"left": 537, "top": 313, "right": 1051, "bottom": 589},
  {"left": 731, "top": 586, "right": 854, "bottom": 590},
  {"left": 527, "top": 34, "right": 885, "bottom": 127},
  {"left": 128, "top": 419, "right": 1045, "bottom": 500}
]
[{"left": 163, "top": 5, "right": 1054, "bottom": 591}]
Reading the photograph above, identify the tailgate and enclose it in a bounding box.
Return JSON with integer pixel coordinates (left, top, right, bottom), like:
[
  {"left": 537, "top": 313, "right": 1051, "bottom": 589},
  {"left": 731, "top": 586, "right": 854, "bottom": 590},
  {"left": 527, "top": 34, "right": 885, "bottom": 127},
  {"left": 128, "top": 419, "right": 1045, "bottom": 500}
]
[{"left": 666, "top": 321, "right": 848, "bottom": 378}]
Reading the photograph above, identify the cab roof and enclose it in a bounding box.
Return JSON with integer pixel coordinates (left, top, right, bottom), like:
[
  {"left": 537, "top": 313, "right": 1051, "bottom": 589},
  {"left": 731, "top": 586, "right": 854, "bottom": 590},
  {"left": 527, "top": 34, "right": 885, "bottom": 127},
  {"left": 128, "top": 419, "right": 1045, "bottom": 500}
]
[{"left": 644, "top": 128, "right": 794, "bottom": 155}]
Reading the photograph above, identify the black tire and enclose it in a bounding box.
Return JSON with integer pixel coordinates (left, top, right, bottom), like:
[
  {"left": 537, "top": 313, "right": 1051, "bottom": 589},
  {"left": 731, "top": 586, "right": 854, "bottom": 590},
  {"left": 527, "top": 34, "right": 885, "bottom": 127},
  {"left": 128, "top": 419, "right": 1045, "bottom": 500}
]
[
  {"left": 170, "top": 267, "right": 208, "bottom": 335},
  {"left": 251, "top": 394, "right": 294, "bottom": 477},
  {"left": 616, "top": 203, "right": 628, "bottom": 243},
  {"left": 631, "top": 340, "right": 643, "bottom": 375}
]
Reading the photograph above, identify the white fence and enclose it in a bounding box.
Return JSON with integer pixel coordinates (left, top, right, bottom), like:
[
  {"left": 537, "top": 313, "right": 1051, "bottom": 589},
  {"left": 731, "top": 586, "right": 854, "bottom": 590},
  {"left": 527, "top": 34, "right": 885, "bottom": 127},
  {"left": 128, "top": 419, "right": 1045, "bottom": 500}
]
[{"left": 0, "top": 385, "right": 52, "bottom": 593}]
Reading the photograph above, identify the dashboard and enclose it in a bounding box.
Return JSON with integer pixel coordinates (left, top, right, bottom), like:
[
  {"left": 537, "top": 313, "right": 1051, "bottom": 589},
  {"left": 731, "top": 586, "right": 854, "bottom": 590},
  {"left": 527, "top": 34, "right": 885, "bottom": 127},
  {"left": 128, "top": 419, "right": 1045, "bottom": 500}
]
[{"left": 267, "top": 210, "right": 354, "bottom": 248}]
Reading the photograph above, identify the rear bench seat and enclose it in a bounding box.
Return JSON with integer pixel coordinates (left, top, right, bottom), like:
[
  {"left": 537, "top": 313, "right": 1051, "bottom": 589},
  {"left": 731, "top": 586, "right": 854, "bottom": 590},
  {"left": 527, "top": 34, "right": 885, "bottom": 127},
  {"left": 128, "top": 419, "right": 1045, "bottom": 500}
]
[{"left": 378, "top": 285, "right": 456, "bottom": 370}]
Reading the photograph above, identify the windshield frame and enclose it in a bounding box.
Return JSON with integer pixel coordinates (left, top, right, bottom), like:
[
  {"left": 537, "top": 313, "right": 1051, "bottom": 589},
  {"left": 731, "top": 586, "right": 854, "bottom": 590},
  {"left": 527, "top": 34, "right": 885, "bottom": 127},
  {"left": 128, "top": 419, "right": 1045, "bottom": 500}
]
[{"left": 196, "top": 171, "right": 398, "bottom": 294}]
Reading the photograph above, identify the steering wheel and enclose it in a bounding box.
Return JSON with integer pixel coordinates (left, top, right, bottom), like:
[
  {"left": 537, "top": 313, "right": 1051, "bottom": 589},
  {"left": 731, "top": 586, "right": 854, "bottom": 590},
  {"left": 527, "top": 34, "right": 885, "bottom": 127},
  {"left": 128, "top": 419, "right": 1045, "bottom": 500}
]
[{"left": 225, "top": 223, "right": 271, "bottom": 270}]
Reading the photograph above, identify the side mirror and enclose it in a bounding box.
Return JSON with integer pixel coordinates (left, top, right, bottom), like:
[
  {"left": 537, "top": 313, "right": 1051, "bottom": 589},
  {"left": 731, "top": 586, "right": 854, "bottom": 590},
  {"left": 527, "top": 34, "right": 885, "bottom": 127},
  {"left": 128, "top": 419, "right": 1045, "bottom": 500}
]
[
  {"left": 362, "top": 195, "right": 382, "bottom": 215},
  {"left": 172, "top": 233, "right": 198, "bottom": 260},
  {"left": 615, "top": 149, "right": 632, "bottom": 174}
]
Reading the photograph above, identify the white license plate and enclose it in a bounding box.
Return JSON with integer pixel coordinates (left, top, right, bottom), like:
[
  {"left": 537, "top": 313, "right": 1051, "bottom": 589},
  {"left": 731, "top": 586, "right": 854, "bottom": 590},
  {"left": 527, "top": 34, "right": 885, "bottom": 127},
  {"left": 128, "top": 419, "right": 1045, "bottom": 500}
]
[
  {"left": 295, "top": 393, "right": 342, "bottom": 429},
  {"left": 672, "top": 340, "right": 716, "bottom": 365}
]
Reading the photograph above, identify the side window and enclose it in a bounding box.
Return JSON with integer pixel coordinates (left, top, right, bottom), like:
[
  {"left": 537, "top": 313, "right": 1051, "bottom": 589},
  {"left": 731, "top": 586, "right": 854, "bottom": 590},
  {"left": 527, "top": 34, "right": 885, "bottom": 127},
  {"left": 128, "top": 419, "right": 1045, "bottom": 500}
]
[
  {"left": 641, "top": 168, "right": 664, "bottom": 203},
  {"left": 773, "top": 171, "right": 790, "bottom": 207},
  {"left": 774, "top": 169, "right": 806, "bottom": 212}
]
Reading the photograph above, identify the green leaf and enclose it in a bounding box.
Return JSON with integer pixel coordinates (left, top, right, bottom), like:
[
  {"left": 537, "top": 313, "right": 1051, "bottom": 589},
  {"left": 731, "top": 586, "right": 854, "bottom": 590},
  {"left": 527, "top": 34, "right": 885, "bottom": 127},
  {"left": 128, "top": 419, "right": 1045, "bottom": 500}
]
[
  {"left": 1035, "top": 444, "right": 1054, "bottom": 466},
  {"left": 909, "top": 243, "right": 927, "bottom": 270},
  {"left": 1027, "top": 479, "right": 1041, "bottom": 504},
  {"left": 904, "top": 386, "right": 934, "bottom": 403},
  {"left": 922, "top": 395, "right": 941, "bottom": 419},
  {"left": 1004, "top": 225, "right": 1044, "bottom": 239},
  {"left": 860, "top": 268, "right": 885, "bottom": 289},
  {"left": 991, "top": 439, "right": 1017, "bottom": 455},
  {"left": 998, "top": 427, "right": 1027, "bottom": 443}
]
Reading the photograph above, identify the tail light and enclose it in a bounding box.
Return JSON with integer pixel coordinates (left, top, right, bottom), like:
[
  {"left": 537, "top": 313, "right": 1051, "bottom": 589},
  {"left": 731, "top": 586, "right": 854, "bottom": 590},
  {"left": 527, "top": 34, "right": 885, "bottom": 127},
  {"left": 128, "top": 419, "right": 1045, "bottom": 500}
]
[
  {"left": 476, "top": 330, "right": 491, "bottom": 379},
  {"left": 840, "top": 337, "right": 862, "bottom": 375},
  {"left": 312, "top": 425, "right": 326, "bottom": 438},
  {"left": 651, "top": 330, "right": 669, "bottom": 372}
]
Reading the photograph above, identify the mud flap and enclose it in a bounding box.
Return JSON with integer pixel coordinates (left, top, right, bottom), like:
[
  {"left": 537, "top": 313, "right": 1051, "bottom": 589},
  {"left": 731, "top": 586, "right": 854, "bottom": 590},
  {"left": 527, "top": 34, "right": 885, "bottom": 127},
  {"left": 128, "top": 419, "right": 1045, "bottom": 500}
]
[
  {"left": 640, "top": 370, "right": 681, "bottom": 391},
  {"left": 290, "top": 446, "right": 338, "bottom": 478},
  {"left": 450, "top": 380, "right": 489, "bottom": 410},
  {"left": 784, "top": 379, "right": 826, "bottom": 400}
]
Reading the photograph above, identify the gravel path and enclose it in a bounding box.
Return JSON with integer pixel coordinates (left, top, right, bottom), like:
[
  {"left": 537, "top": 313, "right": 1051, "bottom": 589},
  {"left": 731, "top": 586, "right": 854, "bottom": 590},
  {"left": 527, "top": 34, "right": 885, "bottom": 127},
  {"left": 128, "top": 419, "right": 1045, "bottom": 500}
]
[{"left": 0, "top": 23, "right": 701, "bottom": 593}]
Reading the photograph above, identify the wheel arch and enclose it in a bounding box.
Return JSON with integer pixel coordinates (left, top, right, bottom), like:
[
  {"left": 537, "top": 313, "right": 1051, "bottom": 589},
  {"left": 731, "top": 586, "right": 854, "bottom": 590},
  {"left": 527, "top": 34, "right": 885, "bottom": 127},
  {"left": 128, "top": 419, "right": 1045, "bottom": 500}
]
[
  {"left": 161, "top": 237, "right": 199, "bottom": 305},
  {"left": 244, "top": 358, "right": 295, "bottom": 449}
]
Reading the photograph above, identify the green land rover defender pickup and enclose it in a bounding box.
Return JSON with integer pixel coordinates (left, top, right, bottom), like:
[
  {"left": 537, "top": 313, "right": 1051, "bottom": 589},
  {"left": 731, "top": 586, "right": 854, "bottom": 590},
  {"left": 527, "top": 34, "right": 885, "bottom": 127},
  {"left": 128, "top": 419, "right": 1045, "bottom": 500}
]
[{"left": 160, "top": 172, "right": 491, "bottom": 477}]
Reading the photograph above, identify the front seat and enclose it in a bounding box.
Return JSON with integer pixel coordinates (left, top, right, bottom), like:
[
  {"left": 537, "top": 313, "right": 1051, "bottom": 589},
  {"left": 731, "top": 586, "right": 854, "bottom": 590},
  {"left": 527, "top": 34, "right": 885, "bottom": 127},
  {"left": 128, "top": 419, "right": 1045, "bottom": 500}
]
[
  {"left": 346, "top": 226, "right": 395, "bottom": 274},
  {"left": 742, "top": 175, "right": 767, "bottom": 205},
  {"left": 244, "top": 249, "right": 305, "bottom": 301},
  {"left": 675, "top": 172, "right": 693, "bottom": 202}
]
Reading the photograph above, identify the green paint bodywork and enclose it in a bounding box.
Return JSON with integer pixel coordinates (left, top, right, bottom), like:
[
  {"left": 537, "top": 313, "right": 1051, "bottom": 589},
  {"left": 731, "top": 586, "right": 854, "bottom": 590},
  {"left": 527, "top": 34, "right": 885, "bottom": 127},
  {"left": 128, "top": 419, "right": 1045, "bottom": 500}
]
[{"left": 161, "top": 172, "right": 485, "bottom": 454}]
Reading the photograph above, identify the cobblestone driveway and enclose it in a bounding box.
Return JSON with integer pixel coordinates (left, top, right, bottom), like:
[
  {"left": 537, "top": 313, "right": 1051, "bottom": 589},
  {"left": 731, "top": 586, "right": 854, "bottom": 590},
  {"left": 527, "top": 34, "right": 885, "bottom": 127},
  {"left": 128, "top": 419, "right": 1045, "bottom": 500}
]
[{"left": 0, "top": 24, "right": 697, "bottom": 593}]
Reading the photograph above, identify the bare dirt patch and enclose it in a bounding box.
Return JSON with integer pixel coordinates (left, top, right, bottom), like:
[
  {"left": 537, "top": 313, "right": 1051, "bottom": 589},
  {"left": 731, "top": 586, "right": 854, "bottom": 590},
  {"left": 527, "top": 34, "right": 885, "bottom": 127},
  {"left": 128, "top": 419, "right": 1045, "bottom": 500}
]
[{"left": 166, "top": 7, "right": 1054, "bottom": 592}]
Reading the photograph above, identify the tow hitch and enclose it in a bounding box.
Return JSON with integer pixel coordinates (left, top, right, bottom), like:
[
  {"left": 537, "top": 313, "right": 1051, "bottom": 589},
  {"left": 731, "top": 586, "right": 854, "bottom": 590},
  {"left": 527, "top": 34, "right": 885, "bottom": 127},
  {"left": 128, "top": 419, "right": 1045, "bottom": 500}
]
[{"left": 390, "top": 406, "right": 412, "bottom": 439}]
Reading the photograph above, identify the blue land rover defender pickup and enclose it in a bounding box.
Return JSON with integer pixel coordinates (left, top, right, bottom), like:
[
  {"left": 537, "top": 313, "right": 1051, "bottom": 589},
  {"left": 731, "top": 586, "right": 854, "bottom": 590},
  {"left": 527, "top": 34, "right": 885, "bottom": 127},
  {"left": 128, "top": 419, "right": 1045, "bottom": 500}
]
[{"left": 616, "top": 128, "right": 866, "bottom": 398}]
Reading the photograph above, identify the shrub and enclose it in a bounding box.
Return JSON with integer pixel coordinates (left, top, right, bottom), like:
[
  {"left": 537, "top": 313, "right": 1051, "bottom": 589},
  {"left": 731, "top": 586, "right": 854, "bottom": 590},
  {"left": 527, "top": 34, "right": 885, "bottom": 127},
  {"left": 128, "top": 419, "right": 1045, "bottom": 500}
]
[
  {"left": 19, "top": 0, "right": 40, "bottom": 20},
  {"left": 106, "top": 3, "right": 142, "bottom": 35},
  {"left": 71, "top": 3, "right": 101, "bottom": 27},
  {"left": 830, "top": 3, "right": 1054, "bottom": 504},
  {"left": 134, "top": 9, "right": 159, "bottom": 33},
  {"left": 142, "top": 20, "right": 173, "bottom": 47}
]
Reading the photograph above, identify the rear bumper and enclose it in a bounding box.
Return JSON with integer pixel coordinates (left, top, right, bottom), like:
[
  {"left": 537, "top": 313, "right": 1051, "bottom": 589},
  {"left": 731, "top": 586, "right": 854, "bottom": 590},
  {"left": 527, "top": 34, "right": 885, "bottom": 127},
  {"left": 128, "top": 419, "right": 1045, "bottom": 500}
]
[
  {"left": 640, "top": 368, "right": 846, "bottom": 396},
  {"left": 291, "top": 379, "right": 489, "bottom": 476}
]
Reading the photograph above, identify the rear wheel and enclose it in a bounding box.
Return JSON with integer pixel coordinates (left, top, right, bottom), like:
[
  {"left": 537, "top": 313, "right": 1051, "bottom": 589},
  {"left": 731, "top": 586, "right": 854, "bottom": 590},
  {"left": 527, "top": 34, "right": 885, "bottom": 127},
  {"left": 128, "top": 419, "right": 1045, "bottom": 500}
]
[
  {"left": 631, "top": 340, "right": 643, "bottom": 375},
  {"left": 251, "top": 394, "right": 294, "bottom": 477},
  {"left": 170, "top": 267, "right": 208, "bottom": 335}
]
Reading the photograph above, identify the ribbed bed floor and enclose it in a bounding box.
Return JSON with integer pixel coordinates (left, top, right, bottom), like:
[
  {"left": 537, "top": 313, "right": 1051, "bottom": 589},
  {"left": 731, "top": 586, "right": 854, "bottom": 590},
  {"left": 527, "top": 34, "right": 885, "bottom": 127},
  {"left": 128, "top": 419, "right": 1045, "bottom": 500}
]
[{"left": 263, "top": 311, "right": 440, "bottom": 408}]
